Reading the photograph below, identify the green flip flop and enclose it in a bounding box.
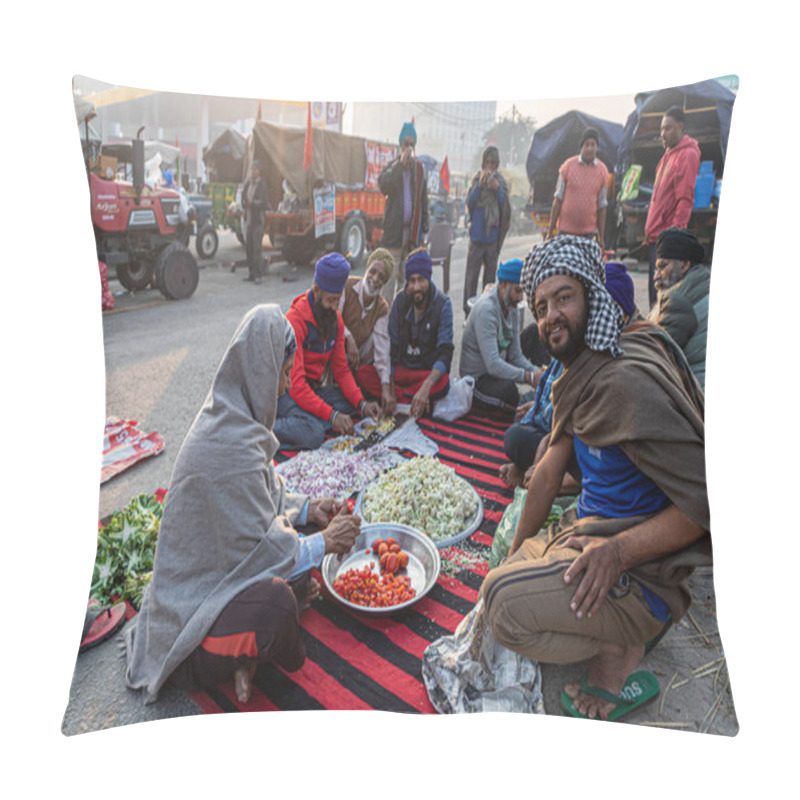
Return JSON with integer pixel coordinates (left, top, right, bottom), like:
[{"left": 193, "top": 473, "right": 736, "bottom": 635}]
[{"left": 561, "top": 669, "right": 660, "bottom": 722}]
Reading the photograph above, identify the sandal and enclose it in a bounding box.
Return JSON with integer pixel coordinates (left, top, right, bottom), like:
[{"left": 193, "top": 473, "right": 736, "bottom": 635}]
[
  {"left": 561, "top": 669, "right": 659, "bottom": 721},
  {"left": 79, "top": 599, "right": 127, "bottom": 654}
]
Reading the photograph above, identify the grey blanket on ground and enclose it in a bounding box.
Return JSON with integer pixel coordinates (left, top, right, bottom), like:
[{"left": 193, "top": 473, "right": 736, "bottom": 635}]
[
  {"left": 124, "top": 305, "right": 307, "bottom": 703},
  {"left": 421, "top": 599, "right": 545, "bottom": 714}
]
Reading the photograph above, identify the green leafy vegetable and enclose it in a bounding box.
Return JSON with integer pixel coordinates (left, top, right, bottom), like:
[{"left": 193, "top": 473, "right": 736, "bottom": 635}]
[{"left": 91, "top": 493, "right": 163, "bottom": 609}]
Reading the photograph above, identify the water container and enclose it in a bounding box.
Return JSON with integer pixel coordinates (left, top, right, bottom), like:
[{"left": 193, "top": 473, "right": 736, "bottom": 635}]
[{"left": 694, "top": 169, "right": 716, "bottom": 208}]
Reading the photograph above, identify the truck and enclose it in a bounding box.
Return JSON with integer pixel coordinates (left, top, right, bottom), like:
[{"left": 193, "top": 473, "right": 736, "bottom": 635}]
[
  {"left": 236, "top": 120, "right": 397, "bottom": 269},
  {"left": 614, "top": 79, "right": 737, "bottom": 262},
  {"left": 525, "top": 109, "right": 624, "bottom": 248},
  {"left": 192, "top": 127, "right": 250, "bottom": 258}
]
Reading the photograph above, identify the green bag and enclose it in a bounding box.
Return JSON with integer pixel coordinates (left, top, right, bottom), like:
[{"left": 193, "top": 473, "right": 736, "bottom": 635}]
[
  {"left": 618, "top": 165, "right": 642, "bottom": 203},
  {"left": 489, "top": 488, "right": 528, "bottom": 569},
  {"left": 489, "top": 489, "right": 570, "bottom": 569}
]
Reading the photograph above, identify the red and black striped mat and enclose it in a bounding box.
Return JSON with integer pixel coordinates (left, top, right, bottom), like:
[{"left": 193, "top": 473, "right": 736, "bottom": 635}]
[{"left": 190, "top": 409, "right": 516, "bottom": 715}]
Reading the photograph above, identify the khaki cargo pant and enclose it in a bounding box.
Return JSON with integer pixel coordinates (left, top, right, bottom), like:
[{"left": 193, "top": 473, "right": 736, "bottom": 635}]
[{"left": 481, "top": 529, "right": 666, "bottom": 665}]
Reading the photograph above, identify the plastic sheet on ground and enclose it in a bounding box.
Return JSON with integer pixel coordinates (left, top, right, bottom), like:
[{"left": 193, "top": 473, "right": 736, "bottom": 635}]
[
  {"left": 421, "top": 598, "right": 545, "bottom": 714},
  {"left": 101, "top": 417, "right": 165, "bottom": 484},
  {"left": 381, "top": 417, "right": 439, "bottom": 456}
]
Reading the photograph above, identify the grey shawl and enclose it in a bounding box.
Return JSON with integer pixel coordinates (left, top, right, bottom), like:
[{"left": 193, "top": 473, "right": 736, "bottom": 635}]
[{"left": 124, "top": 304, "right": 307, "bottom": 703}]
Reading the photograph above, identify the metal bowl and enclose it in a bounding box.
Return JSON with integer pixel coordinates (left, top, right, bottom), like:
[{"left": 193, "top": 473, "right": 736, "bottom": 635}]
[{"left": 321, "top": 523, "right": 441, "bottom": 615}]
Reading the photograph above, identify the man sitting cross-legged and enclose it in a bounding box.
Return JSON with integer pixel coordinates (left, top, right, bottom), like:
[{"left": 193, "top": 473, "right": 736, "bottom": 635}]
[{"left": 481, "top": 235, "right": 710, "bottom": 722}]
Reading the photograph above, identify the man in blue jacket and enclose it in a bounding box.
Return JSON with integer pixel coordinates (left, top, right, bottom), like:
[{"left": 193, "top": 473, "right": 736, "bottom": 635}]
[
  {"left": 389, "top": 248, "right": 454, "bottom": 418},
  {"left": 463, "top": 145, "right": 511, "bottom": 315}
]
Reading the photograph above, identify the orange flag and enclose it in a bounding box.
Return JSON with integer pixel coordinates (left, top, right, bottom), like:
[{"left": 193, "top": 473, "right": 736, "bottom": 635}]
[{"left": 303, "top": 102, "right": 313, "bottom": 171}]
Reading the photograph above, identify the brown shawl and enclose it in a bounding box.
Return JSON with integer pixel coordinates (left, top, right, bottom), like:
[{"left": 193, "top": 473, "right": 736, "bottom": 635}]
[{"left": 547, "top": 326, "right": 711, "bottom": 620}]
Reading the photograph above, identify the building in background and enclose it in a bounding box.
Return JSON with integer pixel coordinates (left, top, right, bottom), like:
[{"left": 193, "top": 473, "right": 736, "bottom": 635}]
[{"left": 72, "top": 78, "right": 498, "bottom": 190}]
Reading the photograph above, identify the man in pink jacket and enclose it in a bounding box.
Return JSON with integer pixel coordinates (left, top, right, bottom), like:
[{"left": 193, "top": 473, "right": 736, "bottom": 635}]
[{"left": 644, "top": 106, "right": 701, "bottom": 308}]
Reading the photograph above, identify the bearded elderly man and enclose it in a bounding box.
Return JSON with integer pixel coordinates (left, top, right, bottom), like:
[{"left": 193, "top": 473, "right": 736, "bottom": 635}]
[
  {"left": 481, "top": 235, "right": 710, "bottom": 723},
  {"left": 459, "top": 258, "right": 540, "bottom": 415},
  {"left": 650, "top": 227, "right": 710, "bottom": 390},
  {"left": 275, "top": 253, "right": 380, "bottom": 451},
  {"left": 338, "top": 248, "right": 397, "bottom": 415},
  {"left": 389, "top": 248, "right": 454, "bottom": 419}
]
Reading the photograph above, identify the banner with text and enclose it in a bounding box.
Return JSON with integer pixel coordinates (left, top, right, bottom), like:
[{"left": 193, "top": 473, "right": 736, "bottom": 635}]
[
  {"left": 365, "top": 141, "right": 398, "bottom": 189},
  {"left": 314, "top": 183, "right": 336, "bottom": 238}
]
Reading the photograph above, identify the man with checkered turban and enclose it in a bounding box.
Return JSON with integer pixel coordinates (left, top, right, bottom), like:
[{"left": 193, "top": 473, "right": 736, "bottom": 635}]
[{"left": 481, "top": 235, "right": 712, "bottom": 723}]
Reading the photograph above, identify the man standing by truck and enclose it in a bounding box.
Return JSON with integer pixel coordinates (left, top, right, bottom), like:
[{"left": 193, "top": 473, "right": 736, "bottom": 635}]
[
  {"left": 241, "top": 161, "right": 270, "bottom": 284},
  {"left": 644, "top": 107, "right": 701, "bottom": 308},
  {"left": 546, "top": 128, "right": 609, "bottom": 252},
  {"left": 378, "top": 122, "right": 429, "bottom": 302}
]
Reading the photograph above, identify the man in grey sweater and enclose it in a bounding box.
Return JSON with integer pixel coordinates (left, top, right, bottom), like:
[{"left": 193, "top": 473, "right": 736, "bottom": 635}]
[{"left": 459, "top": 258, "right": 541, "bottom": 413}]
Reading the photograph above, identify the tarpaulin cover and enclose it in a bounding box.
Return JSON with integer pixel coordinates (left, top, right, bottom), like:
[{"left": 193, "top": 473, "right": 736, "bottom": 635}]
[
  {"left": 616, "top": 78, "right": 736, "bottom": 182},
  {"left": 526, "top": 110, "right": 624, "bottom": 209},
  {"left": 248, "top": 120, "right": 386, "bottom": 208},
  {"left": 203, "top": 128, "right": 247, "bottom": 183},
  {"left": 101, "top": 417, "right": 164, "bottom": 484}
]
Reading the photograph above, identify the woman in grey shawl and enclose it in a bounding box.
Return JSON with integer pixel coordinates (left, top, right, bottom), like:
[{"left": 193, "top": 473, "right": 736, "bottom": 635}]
[{"left": 125, "top": 304, "right": 360, "bottom": 704}]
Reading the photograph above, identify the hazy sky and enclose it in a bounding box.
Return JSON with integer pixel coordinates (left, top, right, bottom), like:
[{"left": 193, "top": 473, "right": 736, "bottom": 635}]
[{"left": 495, "top": 94, "right": 636, "bottom": 127}]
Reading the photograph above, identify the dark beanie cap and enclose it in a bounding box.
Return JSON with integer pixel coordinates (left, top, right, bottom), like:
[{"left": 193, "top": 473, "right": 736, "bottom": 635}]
[
  {"left": 581, "top": 127, "right": 599, "bottom": 146},
  {"left": 482, "top": 145, "right": 500, "bottom": 166},
  {"left": 656, "top": 227, "right": 705, "bottom": 265}
]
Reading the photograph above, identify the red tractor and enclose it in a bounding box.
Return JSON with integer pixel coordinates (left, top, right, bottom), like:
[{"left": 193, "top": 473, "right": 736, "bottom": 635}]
[{"left": 88, "top": 129, "right": 199, "bottom": 300}]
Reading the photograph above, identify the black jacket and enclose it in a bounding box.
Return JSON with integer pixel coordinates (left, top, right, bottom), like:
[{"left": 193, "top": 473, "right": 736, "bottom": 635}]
[
  {"left": 242, "top": 176, "right": 270, "bottom": 221},
  {"left": 378, "top": 157, "right": 429, "bottom": 248}
]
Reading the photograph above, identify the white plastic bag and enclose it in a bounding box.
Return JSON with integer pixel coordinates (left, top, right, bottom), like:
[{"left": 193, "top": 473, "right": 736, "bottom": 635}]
[
  {"left": 421, "top": 599, "right": 545, "bottom": 714},
  {"left": 432, "top": 376, "right": 474, "bottom": 421}
]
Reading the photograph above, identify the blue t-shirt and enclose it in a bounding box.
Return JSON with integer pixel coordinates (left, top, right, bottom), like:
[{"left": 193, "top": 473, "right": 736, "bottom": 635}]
[{"left": 574, "top": 437, "right": 671, "bottom": 520}]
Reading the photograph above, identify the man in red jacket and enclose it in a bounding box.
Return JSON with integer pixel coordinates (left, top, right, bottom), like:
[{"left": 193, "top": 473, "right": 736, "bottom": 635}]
[
  {"left": 274, "top": 253, "right": 381, "bottom": 450},
  {"left": 644, "top": 106, "right": 701, "bottom": 308}
]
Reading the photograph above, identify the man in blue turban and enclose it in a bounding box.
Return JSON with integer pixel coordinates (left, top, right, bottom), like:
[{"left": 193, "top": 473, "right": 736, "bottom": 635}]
[
  {"left": 459, "top": 258, "right": 540, "bottom": 415},
  {"left": 274, "top": 253, "right": 380, "bottom": 450},
  {"left": 387, "top": 248, "right": 453, "bottom": 418},
  {"left": 377, "top": 122, "right": 429, "bottom": 302}
]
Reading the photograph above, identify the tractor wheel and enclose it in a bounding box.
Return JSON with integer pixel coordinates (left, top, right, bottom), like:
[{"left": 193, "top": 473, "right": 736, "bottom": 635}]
[
  {"left": 196, "top": 223, "right": 219, "bottom": 260},
  {"left": 340, "top": 216, "right": 367, "bottom": 269},
  {"left": 116, "top": 259, "right": 154, "bottom": 292},
  {"left": 155, "top": 243, "right": 199, "bottom": 300}
]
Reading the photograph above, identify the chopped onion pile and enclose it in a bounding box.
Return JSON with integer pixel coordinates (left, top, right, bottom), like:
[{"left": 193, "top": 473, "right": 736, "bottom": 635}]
[
  {"left": 278, "top": 444, "right": 394, "bottom": 500},
  {"left": 360, "top": 456, "right": 479, "bottom": 541}
]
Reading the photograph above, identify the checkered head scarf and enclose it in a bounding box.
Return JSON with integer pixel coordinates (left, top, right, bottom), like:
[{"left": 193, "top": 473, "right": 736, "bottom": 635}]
[{"left": 522, "top": 235, "right": 624, "bottom": 357}]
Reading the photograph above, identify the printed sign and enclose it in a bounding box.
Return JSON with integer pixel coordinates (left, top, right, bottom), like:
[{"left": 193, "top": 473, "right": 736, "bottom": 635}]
[
  {"left": 314, "top": 183, "right": 336, "bottom": 238},
  {"left": 365, "top": 141, "right": 398, "bottom": 189}
]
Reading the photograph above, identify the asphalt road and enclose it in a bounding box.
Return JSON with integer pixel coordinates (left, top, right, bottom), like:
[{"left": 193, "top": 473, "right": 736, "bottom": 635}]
[{"left": 61, "top": 226, "right": 737, "bottom": 736}]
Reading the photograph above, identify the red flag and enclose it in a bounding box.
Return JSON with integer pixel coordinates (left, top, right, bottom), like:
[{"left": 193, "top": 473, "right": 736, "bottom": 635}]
[
  {"left": 303, "top": 101, "right": 313, "bottom": 171},
  {"left": 440, "top": 156, "right": 450, "bottom": 194}
]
